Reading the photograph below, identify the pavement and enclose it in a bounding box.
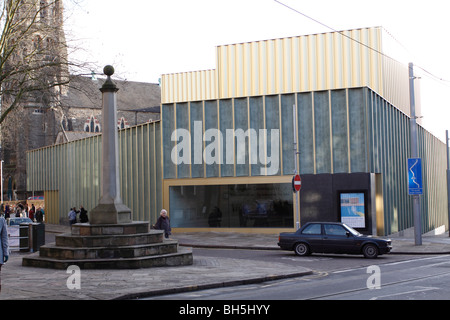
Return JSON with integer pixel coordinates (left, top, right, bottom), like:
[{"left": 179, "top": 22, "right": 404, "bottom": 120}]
[{"left": 1, "top": 223, "right": 449, "bottom": 300}]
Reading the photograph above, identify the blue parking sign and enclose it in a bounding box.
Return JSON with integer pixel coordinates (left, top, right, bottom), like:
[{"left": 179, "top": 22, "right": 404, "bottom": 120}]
[{"left": 408, "top": 158, "right": 423, "bottom": 195}]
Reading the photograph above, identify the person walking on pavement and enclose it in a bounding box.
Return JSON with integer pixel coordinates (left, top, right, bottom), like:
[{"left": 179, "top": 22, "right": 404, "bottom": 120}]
[
  {"left": 153, "top": 209, "right": 172, "bottom": 239},
  {"left": 0, "top": 216, "right": 9, "bottom": 293}
]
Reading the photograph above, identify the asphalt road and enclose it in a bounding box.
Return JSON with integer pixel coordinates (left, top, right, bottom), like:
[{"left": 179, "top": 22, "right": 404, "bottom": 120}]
[{"left": 145, "top": 248, "right": 450, "bottom": 300}]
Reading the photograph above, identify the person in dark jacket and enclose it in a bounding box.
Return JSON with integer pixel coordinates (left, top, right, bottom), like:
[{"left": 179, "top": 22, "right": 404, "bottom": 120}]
[
  {"left": 79, "top": 205, "right": 89, "bottom": 223},
  {"left": 35, "top": 207, "right": 44, "bottom": 223},
  {"left": 153, "top": 209, "right": 171, "bottom": 239}
]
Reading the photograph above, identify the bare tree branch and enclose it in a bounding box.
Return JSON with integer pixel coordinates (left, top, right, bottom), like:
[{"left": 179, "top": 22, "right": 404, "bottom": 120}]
[{"left": 1, "top": 0, "right": 95, "bottom": 125}]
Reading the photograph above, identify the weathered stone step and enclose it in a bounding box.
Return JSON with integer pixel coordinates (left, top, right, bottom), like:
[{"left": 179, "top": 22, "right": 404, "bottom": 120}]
[
  {"left": 39, "top": 240, "right": 179, "bottom": 260},
  {"left": 55, "top": 230, "right": 164, "bottom": 248},
  {"left": 22, "top": 247, "right": 194, "bottom": 269},
  {"left": 22, "top": 221, "right": 193, "bottom": 270},
  {"left": 70, "top": 222, "right": 150, "bottom": 236}
]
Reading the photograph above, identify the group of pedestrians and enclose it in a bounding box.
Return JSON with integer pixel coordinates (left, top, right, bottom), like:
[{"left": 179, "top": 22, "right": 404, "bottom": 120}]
[
  {"left": 68, "top": 205, "right": 89, "bottom": 225},
  {"left": 0, "top": 202, "right": 46, "bottom": 291},
  {"left": 67, "top": 206, "right": 172, "bottom": 239},
  {"left": 0, "top": 206, "right": 172, "bottom": 292},
  {"left": 0, "top": 203, "right": 45, "bottom": 223}
]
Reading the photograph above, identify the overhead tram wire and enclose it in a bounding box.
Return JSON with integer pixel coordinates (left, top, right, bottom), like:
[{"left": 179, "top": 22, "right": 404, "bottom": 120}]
[{"left": 273, "top": 0, "right": 450, "bottom": 88}]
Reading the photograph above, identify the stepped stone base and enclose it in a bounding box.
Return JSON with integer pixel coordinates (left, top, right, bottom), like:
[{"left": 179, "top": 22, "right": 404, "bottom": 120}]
[{"left": 22, "top": 222, "right": 193, "bottom": 269}]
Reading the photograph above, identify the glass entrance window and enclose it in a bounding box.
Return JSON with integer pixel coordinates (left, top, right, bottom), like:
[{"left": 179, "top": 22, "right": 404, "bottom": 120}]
[{"left": 169, "top": 183, "right": 294, "bottom": 228}]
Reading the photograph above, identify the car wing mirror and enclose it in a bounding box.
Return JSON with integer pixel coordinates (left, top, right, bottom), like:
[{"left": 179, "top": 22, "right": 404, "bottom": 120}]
[{"left": 346, "top": 231, "right": 351, "bottom": 238}]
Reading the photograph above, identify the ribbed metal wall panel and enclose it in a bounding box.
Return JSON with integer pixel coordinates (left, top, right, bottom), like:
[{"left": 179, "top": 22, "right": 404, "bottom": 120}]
[
  {"left": 367, "top": 90, "right": 447, "bottom": 235},
  {"left": 161, "top": 70, "right": 218, "bottom": 104},
  {"left": 161, "top": 27, "right": 414, "bottom": 116},
  {"left": 26, "top": 121, "right": 163, "bottom": 225},
  {"left": 419, "top": 127, "right": 448, "bottom": 233},
  {"left": 381, "top": 56, "right": 412, "bottom": 116}
]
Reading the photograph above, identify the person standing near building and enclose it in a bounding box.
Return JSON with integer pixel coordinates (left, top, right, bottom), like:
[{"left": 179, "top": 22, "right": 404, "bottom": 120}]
[
  {"left": 35, "top": 207, "right": 44, "bottom": 223},
  {"left": 29, "top": 204, "right": 35, "bottom": 222},
  {"left": 79, "top": 205, "right": 89, "bottom": 223},
  {"left": 0, "top": 216, "right": 9, "bottom": 293},
  {"left": 4, "top": 205, "right": 10, "bottom": 221},
  {"left": 68, "top": 208, "right": 77, "bottom": 225},
  {"left": 153, "top": 209, "right": 172, "bottom": 239}
]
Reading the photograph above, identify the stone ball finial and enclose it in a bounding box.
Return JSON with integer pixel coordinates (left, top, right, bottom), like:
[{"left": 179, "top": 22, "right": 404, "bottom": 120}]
[
  {"left": 100, "top": 65, "right": 118, "bottom": 92},
  {"left": 103, "top": 65, "right": 115, "bottom": 77}
]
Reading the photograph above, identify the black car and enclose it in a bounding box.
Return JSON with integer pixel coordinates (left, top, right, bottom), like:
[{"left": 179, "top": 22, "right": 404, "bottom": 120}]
[{"left": 278, "top": 222, "right": 392, "bottom": 259}]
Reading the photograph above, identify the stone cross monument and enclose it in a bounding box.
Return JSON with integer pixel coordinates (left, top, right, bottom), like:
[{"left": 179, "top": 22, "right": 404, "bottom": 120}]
[
  {"left": 90, "top": 66, "right": 132, "bottom": 225},
  {"left": 22, "top": 66, "right": 193, "bottom": 269}
]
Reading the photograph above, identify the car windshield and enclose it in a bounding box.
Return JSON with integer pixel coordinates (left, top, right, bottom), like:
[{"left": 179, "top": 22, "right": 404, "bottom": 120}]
[{"left": 343, "top": 224, "right": 362, "bottom": 236}]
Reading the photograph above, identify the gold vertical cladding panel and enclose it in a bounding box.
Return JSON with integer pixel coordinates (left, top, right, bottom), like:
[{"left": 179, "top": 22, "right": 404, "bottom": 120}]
[
  {"left": 161, "top": 70, "right": 218, "bottom": 104},
  {"left": 216, "top": 27, "right": 385, "bottom": 99},
  {"left": 381, "top": 55, "right": 410, "bottom": 116},
  {"left": 44, "top": 190, "right": 59, "bottom": 225},
  {"left": 161, "top": 27, "right": 412, "bottom": 108}
]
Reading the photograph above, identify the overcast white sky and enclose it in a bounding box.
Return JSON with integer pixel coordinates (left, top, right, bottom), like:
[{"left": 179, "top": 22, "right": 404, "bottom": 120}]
[{"left": 64, "top": 0, "right": 450, "bottom": 142}]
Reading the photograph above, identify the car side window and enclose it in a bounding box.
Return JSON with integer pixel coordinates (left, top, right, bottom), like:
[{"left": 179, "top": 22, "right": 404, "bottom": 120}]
[
  {"left": 301, "top": 224, "right": 322, "bottom": 235},
  {"left": 324, "top": 224, "right": 347, "bottom": 236}
]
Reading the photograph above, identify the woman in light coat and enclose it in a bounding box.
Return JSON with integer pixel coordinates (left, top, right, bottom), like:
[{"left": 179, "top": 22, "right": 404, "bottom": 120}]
[{"left": 0, "top": 217, "right": 9, "bottom": 292}]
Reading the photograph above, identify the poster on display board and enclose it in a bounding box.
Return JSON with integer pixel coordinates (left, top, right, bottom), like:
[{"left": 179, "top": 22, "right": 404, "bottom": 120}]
[{"left": 339, "top": 192, "right": 366, "bottom": 228}]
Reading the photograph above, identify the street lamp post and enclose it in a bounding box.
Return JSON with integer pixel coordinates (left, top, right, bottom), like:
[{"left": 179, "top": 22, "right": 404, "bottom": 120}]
[
  {"left": 409, "top": 62, "right": 422, "bottom": 246},
  {"left": 293, "top": 105, "right": 300, "bottom": 230}
]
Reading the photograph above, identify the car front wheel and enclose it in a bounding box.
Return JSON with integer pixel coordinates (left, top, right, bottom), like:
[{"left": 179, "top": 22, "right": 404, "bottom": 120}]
[
  {"left": 363, "top": 244, "right": 379, "bottom": 259},
  {"left": 294, "top": 242, "right": 310, "bottom": 256}
]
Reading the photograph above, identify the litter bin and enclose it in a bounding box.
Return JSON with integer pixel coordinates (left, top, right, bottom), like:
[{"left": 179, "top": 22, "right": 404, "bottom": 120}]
[
  {"left": 19, "top": 223, "right": 45, "bottom": 252},
  {"left": 31, "top": 223, "right": 45, "bottom": 252}
]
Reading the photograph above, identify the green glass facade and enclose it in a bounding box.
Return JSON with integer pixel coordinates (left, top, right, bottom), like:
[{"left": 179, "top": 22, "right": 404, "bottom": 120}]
[{"left": 27, "top": 87, "right": 448, "bottom": 235}]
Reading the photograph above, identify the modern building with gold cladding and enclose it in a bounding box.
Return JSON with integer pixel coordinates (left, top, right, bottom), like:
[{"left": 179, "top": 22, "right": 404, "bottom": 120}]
[
  {"left": 28, "top": 26, "right": 446, "bottom": 236},
  {"left": 162, "top": 26, "right": 416, "bottom": 118}
]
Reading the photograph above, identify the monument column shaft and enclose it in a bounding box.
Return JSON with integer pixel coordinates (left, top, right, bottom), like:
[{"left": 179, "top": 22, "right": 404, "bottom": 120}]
[
  {"left": 99, "top": 87, "right": 121, "bottom": 205},
  {"left": 90, "top": 66, "right": 132, "bottom": 225}
]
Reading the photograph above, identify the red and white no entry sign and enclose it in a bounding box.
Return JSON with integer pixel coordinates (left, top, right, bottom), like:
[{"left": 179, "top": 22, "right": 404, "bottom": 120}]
[{"left": 292, "top": 174, "right": 302, "bottom": 193}]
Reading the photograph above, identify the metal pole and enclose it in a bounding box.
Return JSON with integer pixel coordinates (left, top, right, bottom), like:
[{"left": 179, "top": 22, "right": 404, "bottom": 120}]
[
  {"left": 293, "top": 104, "right": 300, "bottom": 230},
  {"left": 409, "top": 62, "right": 422, "bottom": 246},
  {"left": 446, "top": 130, "right": 450, "bottom": 237}
]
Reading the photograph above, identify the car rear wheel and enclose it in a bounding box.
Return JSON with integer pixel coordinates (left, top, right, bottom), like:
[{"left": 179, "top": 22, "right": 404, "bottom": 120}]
[
  {"left": 363, "top": 244, "right": 379, "bottom": 259},
  {"left": 294, "top": 243, "right": 310, "bottom": 256}
]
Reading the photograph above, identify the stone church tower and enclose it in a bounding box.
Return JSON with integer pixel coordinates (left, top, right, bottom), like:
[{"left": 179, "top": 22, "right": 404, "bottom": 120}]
[
  {"left": 1, "top": 1, "right": 161, "bottom": 200},
  {"left": 1, "top": 0, "right": 69, "bottom": 200}
]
